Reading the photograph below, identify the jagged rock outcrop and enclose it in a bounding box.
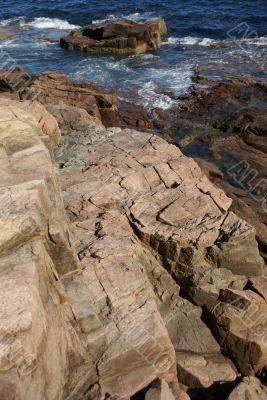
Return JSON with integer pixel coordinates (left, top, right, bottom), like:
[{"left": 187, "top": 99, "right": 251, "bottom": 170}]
[
  {"left": 0, "top": 95, "right": 266, "bottom": 399},
  {"left": 0, "top": 68, "right": 152, "bottom": 130},
  {"left": 60, "top": 19, "right": 167, "bottom": 55}
]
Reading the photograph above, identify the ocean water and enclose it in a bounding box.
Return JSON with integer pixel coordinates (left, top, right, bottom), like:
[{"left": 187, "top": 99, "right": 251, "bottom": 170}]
[{"left": 0, "top": 0, "right": 266, "bottom": 109}]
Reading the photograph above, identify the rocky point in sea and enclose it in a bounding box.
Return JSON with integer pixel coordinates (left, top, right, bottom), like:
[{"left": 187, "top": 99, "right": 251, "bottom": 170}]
[
  {"left": 0, "top": 48, "right": 266, "bottom": 400},
  {"left": 60, "top": 18, "right": 167, "bottom": 54}
]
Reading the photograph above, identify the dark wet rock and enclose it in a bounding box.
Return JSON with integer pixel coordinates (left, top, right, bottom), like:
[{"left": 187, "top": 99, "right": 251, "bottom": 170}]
[
  {"left": 0, "top": 66, "right": 32, "bottom": 92},
  {"left": 100, "top": 99, "right": 152, "bottom": 129},
  {"left": 60, "top": 18, "right": 167, "bottom": 55}
]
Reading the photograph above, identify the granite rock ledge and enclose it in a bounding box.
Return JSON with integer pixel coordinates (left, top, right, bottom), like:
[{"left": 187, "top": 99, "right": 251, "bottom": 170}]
[{"left": 0, "top": 97, "right": 265, "bottom": 399}]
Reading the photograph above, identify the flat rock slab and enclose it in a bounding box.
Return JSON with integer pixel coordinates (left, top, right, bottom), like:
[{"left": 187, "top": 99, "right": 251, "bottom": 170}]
[{"left": 60, "top": 18, "right": 167, "bottom": 55}]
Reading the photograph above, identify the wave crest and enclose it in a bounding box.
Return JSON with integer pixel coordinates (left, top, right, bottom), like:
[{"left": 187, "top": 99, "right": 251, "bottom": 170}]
[
  {"left": 163, "top": 36, "right": 216, "bottom": 46},
  {"left": 1, "top": 17, "right": 79, "bottom": 30},
  {"left": 92, "top": 12, "right": 158, "bottom": 24}
]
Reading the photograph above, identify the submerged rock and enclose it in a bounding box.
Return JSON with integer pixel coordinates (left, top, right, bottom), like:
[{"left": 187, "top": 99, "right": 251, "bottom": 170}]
[
  {"left": 60, "top": 18, "right": 167, "bottom": 55},
  {"left": 0, "top": 27, "right": 14, "bottom": 41}
]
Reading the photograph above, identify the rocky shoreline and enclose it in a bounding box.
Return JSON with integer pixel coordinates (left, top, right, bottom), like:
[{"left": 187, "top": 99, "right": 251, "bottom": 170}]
[{"left": 0, "top": 61, "right": 266, "bottom": 400}]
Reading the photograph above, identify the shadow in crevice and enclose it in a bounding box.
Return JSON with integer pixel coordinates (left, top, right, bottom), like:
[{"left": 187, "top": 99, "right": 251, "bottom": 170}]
[
  {"left": 130, "top": 384, "right": 151, "bottom": 400},
  {"left": 188, "top": 378, "right": 239, "bottom": 400}
]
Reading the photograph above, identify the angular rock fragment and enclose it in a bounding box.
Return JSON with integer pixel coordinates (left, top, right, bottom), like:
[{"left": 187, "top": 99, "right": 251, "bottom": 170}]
[
  {"left": 207, "top": 288, "right": 267, "bottom": 375},
  {"left": 248, "top": 276, "right": 267, "bottom": 302}
]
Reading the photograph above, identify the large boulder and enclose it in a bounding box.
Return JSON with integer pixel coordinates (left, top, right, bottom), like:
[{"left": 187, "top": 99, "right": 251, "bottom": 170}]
[
  {"left": 22, "top": 70, "right": 116, "bottom": 122},
  {"left": 0, "top": 98, "right": 84, "bottom": 400},
  {"left": 60, "top": 18, "right": 167, "bottom": 55}
]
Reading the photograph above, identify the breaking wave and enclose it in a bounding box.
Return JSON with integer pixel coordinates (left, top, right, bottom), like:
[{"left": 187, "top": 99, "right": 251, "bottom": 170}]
[
  {"left": 92, "top": 12, "right": 158, "bottom": 24},
  {"left": 0, "top": 17, "right": 79, "bottom": 30},
  {"left": 163, "top": 36, "right": 217, "bottom": 46}
]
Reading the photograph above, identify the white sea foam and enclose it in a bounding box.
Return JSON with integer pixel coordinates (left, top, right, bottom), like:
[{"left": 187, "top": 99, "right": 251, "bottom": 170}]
[
  {"left": 163, "top": 36, "right": 217, "bottom": 46},
  {"left": 136, "top": 66, "right": 194, "bottom": 109},
  {"left": 163, "top": 35, "right": 267, "bottom": 48},
  {"left": 138, "top": 81, "right": 177, "bottom": 109},
  {"left": 20, "top": 17, "right": 79, "bottom": 30},
  {"left": 239, "top": 36, "right": 267, "bottom": 46},
  {"left": 70, "top": 54, "right": 194, "bottom": 110},
  {"left": 0, "top": 38, "right": 17, "bottom": 48},
  {"left": 0, "top": 17, "right": 79, "bottom": 30},
  {"left": 92, "top": 12, "right": 157, "bottom": 24}
]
